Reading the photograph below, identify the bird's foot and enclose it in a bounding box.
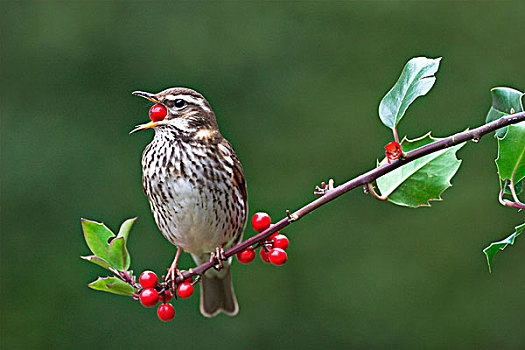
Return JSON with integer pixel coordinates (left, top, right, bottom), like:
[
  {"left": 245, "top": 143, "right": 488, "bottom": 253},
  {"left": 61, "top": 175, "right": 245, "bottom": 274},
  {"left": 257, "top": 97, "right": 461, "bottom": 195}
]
[
  {"left": 166, "top": 266, "right": 184, "bottom": 291},
  {"left": 210, "top": 247, "right": 226, "bottom": 271},
  {"left": 166, "top": 248, "right": 182, "bottom": 290}
]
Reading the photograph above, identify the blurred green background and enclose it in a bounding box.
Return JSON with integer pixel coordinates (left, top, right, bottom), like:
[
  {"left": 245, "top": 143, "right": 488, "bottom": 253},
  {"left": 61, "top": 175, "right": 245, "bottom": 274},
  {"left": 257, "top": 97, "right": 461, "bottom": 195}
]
[{"left": 1, "top": 1, "right": 524, "bottom": 349}]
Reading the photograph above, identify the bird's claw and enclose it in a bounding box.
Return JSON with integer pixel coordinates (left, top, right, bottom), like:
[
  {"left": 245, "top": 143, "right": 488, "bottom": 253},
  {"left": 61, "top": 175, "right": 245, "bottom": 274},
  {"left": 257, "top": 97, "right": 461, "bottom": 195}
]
[
  {"left": 165, "top": 248, "right": 182, "bottom": 290},
  {"left": 166, "top": 268, "right": 185, "bottom": 290},
  {"left": 166, "top": 267, "right": 182, "bottom": 290},
  {"left": 210, "top": 247, "right": 226, "bottom": 271}
]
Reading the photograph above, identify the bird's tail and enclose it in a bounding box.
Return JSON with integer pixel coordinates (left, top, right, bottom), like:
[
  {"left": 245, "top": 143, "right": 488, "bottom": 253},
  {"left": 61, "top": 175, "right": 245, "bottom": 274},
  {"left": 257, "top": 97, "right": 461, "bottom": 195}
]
[{"left": 192, "top": 254, "right": 238, "bottom": 317}]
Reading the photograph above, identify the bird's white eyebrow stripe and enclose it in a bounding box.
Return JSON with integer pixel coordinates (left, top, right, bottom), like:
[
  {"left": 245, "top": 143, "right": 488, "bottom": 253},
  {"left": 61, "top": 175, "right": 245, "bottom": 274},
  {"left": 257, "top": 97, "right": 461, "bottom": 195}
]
[{"left": 164, "top": 94, "right": 210, "bottom": 112}]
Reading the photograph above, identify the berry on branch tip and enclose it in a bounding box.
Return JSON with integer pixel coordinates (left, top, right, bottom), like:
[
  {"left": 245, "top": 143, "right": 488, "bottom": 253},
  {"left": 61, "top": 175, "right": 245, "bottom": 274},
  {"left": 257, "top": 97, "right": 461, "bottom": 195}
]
[
  {"left": 385, "top": 142, "right": 402, "bottom": 163},
  {"left": 157, "top": 303, "right": 175, "bottom": 322},
  {"left": 252, "top": 212, "right": 271, "bottom": 232},
  {"left": 149, "top": 104, "right": 167, "bottom": 122}
]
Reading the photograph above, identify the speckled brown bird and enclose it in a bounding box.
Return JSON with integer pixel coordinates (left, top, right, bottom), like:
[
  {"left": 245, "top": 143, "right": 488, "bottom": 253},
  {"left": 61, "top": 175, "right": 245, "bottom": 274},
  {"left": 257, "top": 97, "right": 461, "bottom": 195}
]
[{"left": 131, "top": 87, "right": 247, "bottom": 317}]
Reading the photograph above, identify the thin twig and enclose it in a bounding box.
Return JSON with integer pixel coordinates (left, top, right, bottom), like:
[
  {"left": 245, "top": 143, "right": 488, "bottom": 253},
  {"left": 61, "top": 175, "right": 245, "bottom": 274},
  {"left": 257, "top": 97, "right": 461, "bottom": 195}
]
[{"left": 171, "top": 111, "right": 525, "bottom": 283}]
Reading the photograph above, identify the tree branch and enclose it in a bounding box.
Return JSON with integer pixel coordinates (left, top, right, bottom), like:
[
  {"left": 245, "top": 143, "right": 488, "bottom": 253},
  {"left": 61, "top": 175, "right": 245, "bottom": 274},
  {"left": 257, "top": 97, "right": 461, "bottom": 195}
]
[{"left": 175, "top": 111, "right": 525, "bottom": 283}]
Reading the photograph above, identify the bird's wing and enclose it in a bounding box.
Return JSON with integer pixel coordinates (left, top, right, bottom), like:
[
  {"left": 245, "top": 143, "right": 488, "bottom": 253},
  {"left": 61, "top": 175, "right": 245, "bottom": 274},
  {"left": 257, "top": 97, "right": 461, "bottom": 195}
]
[{"left": 219, "top": 138, "right": 247, "bottom": 206}]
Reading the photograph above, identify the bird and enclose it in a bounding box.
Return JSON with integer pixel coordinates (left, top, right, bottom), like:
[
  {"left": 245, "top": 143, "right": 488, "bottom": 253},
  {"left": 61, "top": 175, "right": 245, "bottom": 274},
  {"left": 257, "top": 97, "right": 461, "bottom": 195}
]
[{"left": 130, "top": 87, "right": 248, "bottom": 317}]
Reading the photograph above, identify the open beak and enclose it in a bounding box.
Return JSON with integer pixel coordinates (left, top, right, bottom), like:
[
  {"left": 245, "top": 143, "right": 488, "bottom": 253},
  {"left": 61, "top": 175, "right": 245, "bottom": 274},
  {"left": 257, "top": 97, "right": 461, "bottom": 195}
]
[
  {"left": 132, "top": 90, "right": 161, "bottom": 103},
  {"left": 129, "top": 120, "right": 159, "bottom": 134},
  {"left": 130, "top": 90, "right": 162, "bottom": 134}
]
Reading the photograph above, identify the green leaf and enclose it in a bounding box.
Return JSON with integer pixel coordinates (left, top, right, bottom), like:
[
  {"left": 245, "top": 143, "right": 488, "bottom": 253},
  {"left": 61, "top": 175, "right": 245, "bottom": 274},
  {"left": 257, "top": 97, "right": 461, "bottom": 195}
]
[
  {"left": 107, "top": 237, "right": 131, "bottom": 271},
  {"left": 88, "top": 277, "right": 136, "bottom": 296},
  {"left": 81, "top": 218, "right": 114, "bottom": 259},
  {"left": 496, "top": 122, "right": 525, "bottom": 184},
  {"left": 376, "top": 133, "right": 466, "bottom": 207},
  {"left": 105, "top": 218, "right": 135, "bottom": 271},
  {"left": 80, "top": 255, "right": 111, "bottom": 270},
  {"left": 379, "top": 57, "right": 442, "bottom": 129},
  {"left": 117, "top": 217, "right": 136, "bottom": 241},
  {"left": 485, "top": 87, "right": 524, "bottom": 137},
  {"left": 483, "top": 223, "right": 524, "bottom": 273}
]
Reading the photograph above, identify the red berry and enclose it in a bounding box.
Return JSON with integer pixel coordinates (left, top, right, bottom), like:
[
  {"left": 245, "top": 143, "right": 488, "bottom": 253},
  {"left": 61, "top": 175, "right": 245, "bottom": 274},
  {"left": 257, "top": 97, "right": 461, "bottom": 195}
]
[
  {"left": 259, "top": 247, "right": 271, "bottom": 263},
  {"left": 252, "top": 212, "right": 271, "bottom": 232},
  {"left": 149, "top": 104, "right": 167, "bottom": 122},
  {"left": 139, "top": 288, "right": 159, "bottom": 307},
  {"left": 237, "top": 247, "right": 256, "bottom": 264},
  {"left": 162, "top": 289, "right": 173, "bottom": 302},
  {"left": 268, "top": 248, "right": 287, "bottom": 266},
  {"left": 272, "top": 234, "right": 289, "bottom": 250},
  {"left": 177, "top": 282, "right": 194, "bottom": 299},
  {"left": 157, "top": 303, "right": 175, "bottom": 322},
  {"left": 385, "top": 141, "right": 402, "bottom": 163},
  {"left": 139, "top": 271, "right": 158, "bottom": 288}
]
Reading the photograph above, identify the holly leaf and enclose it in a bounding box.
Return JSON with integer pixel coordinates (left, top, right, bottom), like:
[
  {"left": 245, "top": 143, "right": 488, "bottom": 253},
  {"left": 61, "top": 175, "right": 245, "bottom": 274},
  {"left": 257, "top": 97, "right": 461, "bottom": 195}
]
[
  {"left": 496, "top": 122, "right": 525, "bottom": 185},
  {"left": 483, "top": 223, "right": 524, "bottom": 273},
  {"left": 107, "top": 237, "right": 131, "bottom": 271},
  {"left": 80, "top": 255, "right": 111, "bottom": 270},
  {"left": 376, "top": 133, "right": 466, "bottom": 207},
  {"left": 485, "top": 87, "right": 524, "bottom": 137},
  {"left": 81, "top": 218, "right": 114, "bottom": 259},
  {"left": 379, "top": 57, "right": 442, "bottom": 129},
  {"left": 88, "top": 277, "right": 136, "bottom": 296}
]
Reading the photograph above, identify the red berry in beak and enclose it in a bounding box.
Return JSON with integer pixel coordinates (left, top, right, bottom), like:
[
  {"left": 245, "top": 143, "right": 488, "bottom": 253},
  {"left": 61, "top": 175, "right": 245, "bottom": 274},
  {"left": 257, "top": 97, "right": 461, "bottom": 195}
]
[{"left": 149, "top": 104, "right": 167, "bottom": 122}]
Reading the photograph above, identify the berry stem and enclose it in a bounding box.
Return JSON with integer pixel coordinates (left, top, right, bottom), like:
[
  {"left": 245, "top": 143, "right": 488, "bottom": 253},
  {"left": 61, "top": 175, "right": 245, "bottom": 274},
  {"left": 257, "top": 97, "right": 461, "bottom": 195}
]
[
  {"left": 392, "top": 127, "right": 400, "bottom": 144},
  {"left": 499, "top": 186, "right": 525, "bottom": 209},
  {"left": 509, "top": 171, "right": 525, "bottom": 207}
]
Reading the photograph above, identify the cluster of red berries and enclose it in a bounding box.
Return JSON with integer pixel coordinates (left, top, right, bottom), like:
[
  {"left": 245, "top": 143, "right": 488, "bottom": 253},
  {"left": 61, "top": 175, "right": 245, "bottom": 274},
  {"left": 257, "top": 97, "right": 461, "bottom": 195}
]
[
  {"left": 149, "top": 104, "right": 167, "bottom": 122},
  {"left": 137, "top": 270, "right": 194, "bottom": 322},
  {"left": 138, "top": 212, "right": 288, "bottom": 321},
  {"left": 236, "top": 212, "right": 289, "bottom": 266}
]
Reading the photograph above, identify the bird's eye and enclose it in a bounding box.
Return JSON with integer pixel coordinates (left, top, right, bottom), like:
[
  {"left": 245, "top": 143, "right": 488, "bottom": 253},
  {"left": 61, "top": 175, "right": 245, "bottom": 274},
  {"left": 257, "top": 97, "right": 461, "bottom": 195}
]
[{"left": 174, "top": 99, "right": 186, "bottom": 108}]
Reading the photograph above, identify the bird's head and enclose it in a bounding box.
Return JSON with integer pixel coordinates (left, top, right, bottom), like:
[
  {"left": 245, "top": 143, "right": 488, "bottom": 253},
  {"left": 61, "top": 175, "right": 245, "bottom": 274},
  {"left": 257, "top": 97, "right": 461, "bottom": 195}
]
[{"left": 130, "top": 87, "right": 219, "bottom": 135}]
